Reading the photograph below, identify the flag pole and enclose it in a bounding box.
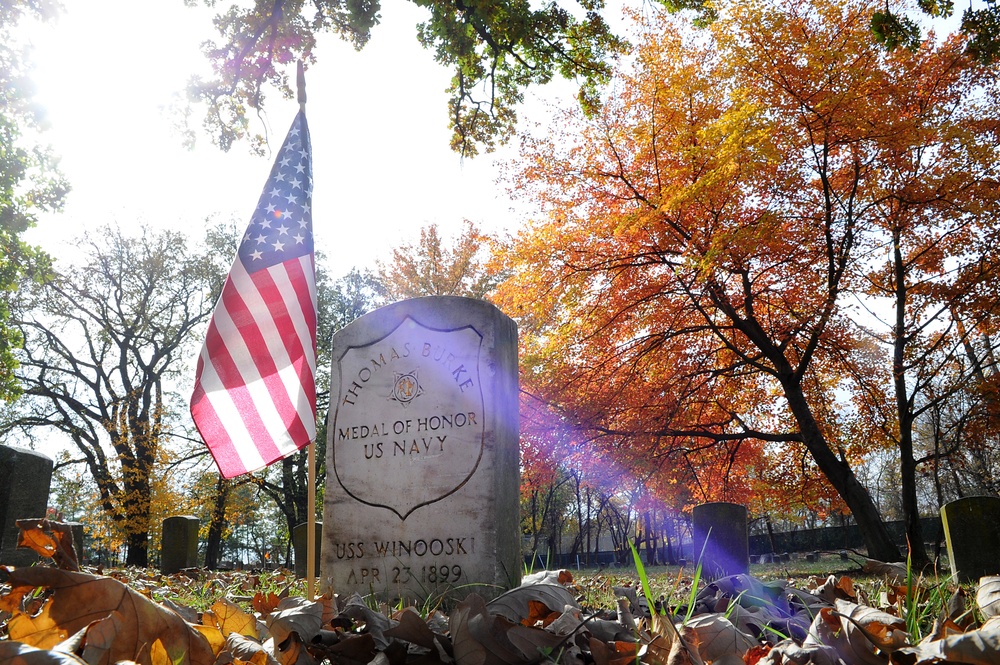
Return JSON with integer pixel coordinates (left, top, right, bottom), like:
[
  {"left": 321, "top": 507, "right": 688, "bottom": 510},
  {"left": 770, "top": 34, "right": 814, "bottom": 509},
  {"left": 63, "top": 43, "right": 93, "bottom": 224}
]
[
  {"left": 307, "top": 441, "right": 316, "bottom": 600},
  {"left": 296, "top": 59, "right": 318, "bottom": 602}
]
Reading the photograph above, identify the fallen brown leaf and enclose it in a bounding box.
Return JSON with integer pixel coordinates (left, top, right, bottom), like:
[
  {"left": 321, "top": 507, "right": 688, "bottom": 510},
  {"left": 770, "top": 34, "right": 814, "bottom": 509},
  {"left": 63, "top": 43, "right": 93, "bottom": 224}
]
[
  {"left": 204, "top": 598, "right": 260, "bottom": 640},
  {"left": 813, "top": 575, "right": 858, "bottom": 604},
  {"left": 665, "top": 625, "right": 705, "bottom": 665},
  {"left": 863, "top": 560, "right": 909, "bottom": 584},
  {"left": 266, "top": 598, "right": 322, "bottom": 664},
  {"left": 744, "top": 644, "right": 771, "bottom": 665},
  {"left": 75, "top": 610, "right": 124, "bottom": 665},
  {"left": 684, "top": 613, "right": 757, "bottom": 662},
  {"left": 253, "top": 592, "right": 283, "bottom": 617},
  {"left": 832, "top": 598, "right": 910, "bottom": 653},
  {"left": 978, "top": 578, "right": 1000, "bottom": 620},
  {"left": 315, "top": 632, "right": 378, "bottom": 665},
  {"left": 891, "top": 615, "right": 1000, "bottom": 665},
  {"left": 226, "top": 632, "right": 280, "bottom": 665},
  {"left": 267, "top": 632, "right": 315, "bottom": 665},
  {"left": 506, "top": 623, "right": 569, "bottom": 661},
  {"left": 487, "top": 583, "right": 579, "bottom": 625},
  {"left": 450, "top": 593, "right": 528, "bottom": 665},
  {"left": 0, "top": 641, "right": 90, "bottom": 665},
  {"left": 15, "top": 520, "right": 79, "bottom": 572},
  {"left": 384, "top": 608, "right": 439, "bottom": 651},
  {"left": 807, "top": 600, "right": 907, "bottom": 665},
  {"left": 340, "top": 594, "right": 395, "bottom": 650},
  {"left": 759, "top": 638, "right": 842, "bottom": 665},
  {"left": 1, "top": 567, "right": 214, "bottom": 665},
  {"left": 590, "top": 637, "right": 635, "bottom": 665}
]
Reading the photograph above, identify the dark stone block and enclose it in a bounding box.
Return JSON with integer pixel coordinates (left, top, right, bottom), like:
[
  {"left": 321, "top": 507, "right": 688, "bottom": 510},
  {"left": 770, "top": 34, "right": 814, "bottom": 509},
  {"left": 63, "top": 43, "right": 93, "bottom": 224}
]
[
  {"left": 293, "top": 521, "right": 322, "bottom": 578},
  {"left": 0, "top": 445, "right": 54, "bottom": 566},
  {"left": 941, "top": 496, "right": 1000, "bottom": 583},
  {"left": 692, "top": 502, "right": 749, "bottom": 579},
  {"left": 161, "top": 515, "right": 199, "bottom": 574}
]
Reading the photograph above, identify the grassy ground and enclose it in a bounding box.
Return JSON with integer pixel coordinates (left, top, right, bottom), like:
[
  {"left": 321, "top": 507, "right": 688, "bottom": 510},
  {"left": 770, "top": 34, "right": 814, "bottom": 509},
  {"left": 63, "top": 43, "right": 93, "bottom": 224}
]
[
  {"left": 157, "top": 550, "right": 957, "bottom": 623},
  {"left": 563, "top": 550, "right": 957, "bottom": 615}
]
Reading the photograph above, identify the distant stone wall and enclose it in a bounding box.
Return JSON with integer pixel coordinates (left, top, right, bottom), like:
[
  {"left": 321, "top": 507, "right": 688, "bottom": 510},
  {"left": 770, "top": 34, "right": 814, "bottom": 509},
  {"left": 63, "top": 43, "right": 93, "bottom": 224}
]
[{"left": 748, "top": 517, "right": 943, "bottom": 556}]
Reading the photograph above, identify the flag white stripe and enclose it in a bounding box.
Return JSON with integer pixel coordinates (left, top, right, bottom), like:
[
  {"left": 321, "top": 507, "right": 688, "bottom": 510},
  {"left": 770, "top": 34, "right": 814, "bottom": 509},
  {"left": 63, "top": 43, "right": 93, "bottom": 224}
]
[
  {"left": 237, "top": 261, "right": 316, "bottom": 444},
  {"left": 215, "top": 269, "right": 303, "bottom": 449},
  {"left": 195, "top": 344, "right": 267, "bottom": 472}
]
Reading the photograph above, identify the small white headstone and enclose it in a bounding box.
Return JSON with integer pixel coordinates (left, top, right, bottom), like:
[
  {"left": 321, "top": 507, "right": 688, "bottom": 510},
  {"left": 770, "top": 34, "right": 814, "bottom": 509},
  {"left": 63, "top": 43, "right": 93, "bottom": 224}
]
[{"left": 321, "top": 296, "right": 520, "bottom": 602}]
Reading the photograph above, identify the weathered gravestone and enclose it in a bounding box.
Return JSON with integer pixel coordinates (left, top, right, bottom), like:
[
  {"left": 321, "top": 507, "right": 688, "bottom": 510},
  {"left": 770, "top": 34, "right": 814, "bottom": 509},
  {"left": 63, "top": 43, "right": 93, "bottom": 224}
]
[
  {"left": 0, "top": 445, "right": 54, "bottom": 566},
  {"left": 161, "top": 515, "right": 199, "bottom": 574},
  {"left": 941, "top": 496, "right": 1000, "bottom": 583},
  {"left": 321, "top": 296, "right": 519, "bottom": 602},
  {"left": 64, "top": 522, "right": 85, "bottom": 564},
  {"left": 692, "top": 502, "right": 749, "bottom": 579},
  {"left": 293, "top": 521, "right": 322, "bottom": 578}
]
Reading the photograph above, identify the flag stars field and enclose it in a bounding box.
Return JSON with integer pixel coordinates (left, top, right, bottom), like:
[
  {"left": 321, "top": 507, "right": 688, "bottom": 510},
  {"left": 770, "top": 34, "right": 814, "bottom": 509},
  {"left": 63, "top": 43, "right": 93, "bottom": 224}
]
[{"left": 236, "top": 124, "right": 313, "bottom": 269}]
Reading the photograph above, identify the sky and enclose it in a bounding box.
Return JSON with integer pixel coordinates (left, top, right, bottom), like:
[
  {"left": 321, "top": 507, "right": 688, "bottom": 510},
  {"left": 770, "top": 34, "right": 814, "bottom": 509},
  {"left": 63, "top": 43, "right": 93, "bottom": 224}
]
[{"left": 21, "top": 0, "right": 560, "bottom": 278}]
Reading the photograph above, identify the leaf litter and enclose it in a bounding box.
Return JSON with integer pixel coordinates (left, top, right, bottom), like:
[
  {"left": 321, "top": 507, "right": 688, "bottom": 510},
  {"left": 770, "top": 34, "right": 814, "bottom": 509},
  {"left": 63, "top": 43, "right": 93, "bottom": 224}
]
[{"left": 5, "top": 523, "right": 1000, "bottom": 665}]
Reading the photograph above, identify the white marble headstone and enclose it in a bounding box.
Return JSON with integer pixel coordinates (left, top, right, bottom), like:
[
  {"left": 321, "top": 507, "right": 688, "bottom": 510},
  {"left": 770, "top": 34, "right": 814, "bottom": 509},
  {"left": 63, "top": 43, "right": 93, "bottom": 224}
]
[{"left": 321, "top": 296, "right": 519, "bottom": 601}]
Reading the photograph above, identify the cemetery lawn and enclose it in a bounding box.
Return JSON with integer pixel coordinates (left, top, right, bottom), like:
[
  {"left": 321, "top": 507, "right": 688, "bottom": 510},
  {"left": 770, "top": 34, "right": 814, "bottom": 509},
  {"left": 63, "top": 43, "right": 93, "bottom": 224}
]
[{"left": 7, "top": 551, "right": 999, "bottom": 664}]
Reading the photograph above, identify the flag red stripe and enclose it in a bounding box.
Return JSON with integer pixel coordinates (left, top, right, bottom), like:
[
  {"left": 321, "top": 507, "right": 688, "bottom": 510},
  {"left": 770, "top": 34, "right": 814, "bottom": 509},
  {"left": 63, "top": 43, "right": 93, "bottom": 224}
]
[
  {"left": 197, "top": 282, "right": 283, "bottom": 468},
  {"left": 245, "top": 266, "right": 314, "bottom": 442},
  {"left": 276, "top": 257, "right": 318, "bottom": 394},
  {"left": 191, "top": 377, "right": 253, "bottom": 477},
  {"left": 214, "top": 266, "right": 309, "bottom": 445}
]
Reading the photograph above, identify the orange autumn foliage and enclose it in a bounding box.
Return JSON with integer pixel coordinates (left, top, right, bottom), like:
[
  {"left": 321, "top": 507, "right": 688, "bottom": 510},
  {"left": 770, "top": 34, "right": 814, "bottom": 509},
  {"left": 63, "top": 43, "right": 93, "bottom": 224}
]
[{"left": 495, "top": 0, "right": 1000, "bottom": 551}]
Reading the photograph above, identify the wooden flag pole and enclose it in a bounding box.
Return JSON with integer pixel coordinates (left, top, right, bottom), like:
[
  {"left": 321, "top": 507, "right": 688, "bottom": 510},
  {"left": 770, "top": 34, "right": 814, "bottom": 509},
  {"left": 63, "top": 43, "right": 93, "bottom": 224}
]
[
  {"left": 307, "top": 441, "right": 316, "bottom": 600},
  {"left": 297, "top": 60, "right": 307, "bottom": 110},
  {"left": 295, "top": 60, "right": 316, "bottom": 601}
]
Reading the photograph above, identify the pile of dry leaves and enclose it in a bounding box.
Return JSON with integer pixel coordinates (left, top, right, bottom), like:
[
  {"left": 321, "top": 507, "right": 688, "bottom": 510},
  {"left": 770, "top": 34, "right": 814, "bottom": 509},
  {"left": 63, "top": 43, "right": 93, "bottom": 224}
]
[{"left": 3, "top": 520, "right": 1000, "bottom": 665}]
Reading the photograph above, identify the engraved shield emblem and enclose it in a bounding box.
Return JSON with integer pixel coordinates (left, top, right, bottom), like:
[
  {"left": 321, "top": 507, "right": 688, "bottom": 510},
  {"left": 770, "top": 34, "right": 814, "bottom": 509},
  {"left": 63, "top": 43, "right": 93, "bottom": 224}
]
[{"left": 331, "top": 318, "right": 485, "bottom": 520}]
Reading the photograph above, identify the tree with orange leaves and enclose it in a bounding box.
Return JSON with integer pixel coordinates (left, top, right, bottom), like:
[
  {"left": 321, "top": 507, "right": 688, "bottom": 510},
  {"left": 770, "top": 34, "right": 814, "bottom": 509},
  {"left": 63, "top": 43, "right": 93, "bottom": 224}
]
[
  {"left": 377, "top": 221, "right": 501, "bottom": 302},
  {"left": 496, "top": 0, "right": 1000, "bottom": 562}
]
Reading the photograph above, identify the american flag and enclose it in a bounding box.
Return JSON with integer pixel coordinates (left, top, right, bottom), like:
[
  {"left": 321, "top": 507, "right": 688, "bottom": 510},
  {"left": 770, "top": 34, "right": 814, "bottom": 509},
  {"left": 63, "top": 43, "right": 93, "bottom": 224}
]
[{"left": 191, "top": 110, "right": 317, "bottom": 478}]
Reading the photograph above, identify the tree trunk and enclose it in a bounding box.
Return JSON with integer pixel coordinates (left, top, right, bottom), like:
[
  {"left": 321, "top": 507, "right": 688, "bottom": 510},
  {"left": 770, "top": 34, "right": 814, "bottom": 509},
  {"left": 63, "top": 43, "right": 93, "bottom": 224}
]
[
  {"left": 122, "top": 455, "right": 152, "bottom": 568},
  {"left": 530, "top": 490, "right": 542, "bottom": 554},
  {"left": 663, "top": 517, "right": 676, "bottom": 565},
  {"left": 898, "top": 429, "right": 930, "bottom": 567},
  {"left": 892, "top": 231, "right": 931, "bottom": 569},
  {"left": 573, "top": 474, "right": 585, "bottom": 557},
  {"left": 205, "top": 477, "right": 230, "bottom": 570},
  {"left": 782, "top": 378, "right": 901, "bottom": 562},
  {"left": 643, "top": 511, "right": 658, "bottom": 565},
  {"left": 126, "top": 530, "right": 148, "bottom": 567}
]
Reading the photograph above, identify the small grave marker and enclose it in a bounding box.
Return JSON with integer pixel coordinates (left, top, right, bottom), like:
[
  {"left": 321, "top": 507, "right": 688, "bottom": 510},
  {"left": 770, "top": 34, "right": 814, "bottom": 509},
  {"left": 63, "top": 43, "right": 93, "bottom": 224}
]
[
  {"left": 941, "top": 496, "right": 1000, "bottom": 583},
  {"left": 321, "top": 297, "right": 520, "bottom": 602},
  {"left": 64, "top": 522, "right": 85, "bottom": 564},
  {"left": 293, "top": 521, "right": 322, "bottom": 577},
  {"left": 692, "top": 502, "right": 749, "bottom": 579},
  {"left": 161, "top": 515, "right": 199, "bottom": 574},
  {"left": 0, "top": 445, "right": 53, "bottom": 566}
]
